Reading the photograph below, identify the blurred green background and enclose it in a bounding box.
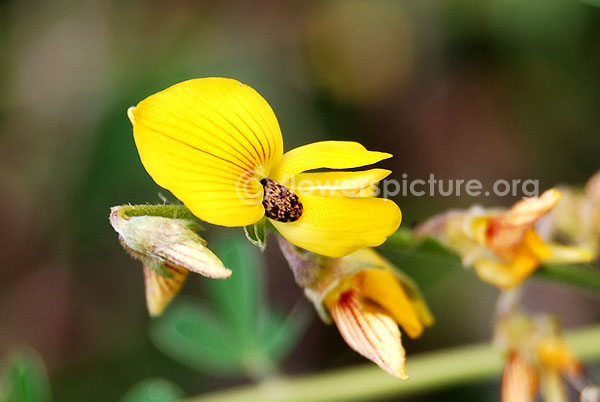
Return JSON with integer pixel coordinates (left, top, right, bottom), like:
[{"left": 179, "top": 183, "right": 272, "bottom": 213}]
[{"left": 1, "top": 0, "right": 599, "bottom": 401}]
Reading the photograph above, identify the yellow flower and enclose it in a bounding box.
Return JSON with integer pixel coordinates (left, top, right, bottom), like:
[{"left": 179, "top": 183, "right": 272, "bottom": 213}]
[
  {"left": 538, "top": 170, "right": 600, "bottom": 257},
  {"left": 279, "top": 238, "right": 433, "bottom": 378},
  {"left": 109, "top": 206, "right": 230, "bottom": 316},
  {"left": 127, "top": 78, "right": 401, "bottom": 257},
  {"left": 495, "top": 311, "right": 582, "bottom": 402},
  {"left": 324, "top": 249, "right": 434, "bottom": 379},
  {"left": 417, "top": 189, "right": 593, "bottom": 289}
]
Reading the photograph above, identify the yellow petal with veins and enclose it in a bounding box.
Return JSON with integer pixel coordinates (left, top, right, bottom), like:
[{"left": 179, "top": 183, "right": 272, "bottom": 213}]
[
  {"left": 270, "top": 194, "right": 401, "bottom": 257},
  {"left": 129, "top": 77, "right": 284, "bottom": 226},
  {"left": 487, "top": 189, "right": 561, "bottom": 259},
  {"left": 144, "top": 264, "right": 188, "bottom": 317},
  {"left": 346, "top": 248, "right": 434, "bottom": 330},
  {"left": 151, "top": 235, "right": 232, "bottom": 279},
  {"left": 271, "top": 141, "right": 391, "bottom": 184},
  {"left": 359, "top": 268, "right": 425, "bottom": 339},
  {"left": 501, "top": 354, "right": 538, "bottom": 402},
  {"left": 290, "top": 169, "right": 391, "bottom": 197},
  {"left": 329, "top": 289, "right": 408, "bottom": 379}
]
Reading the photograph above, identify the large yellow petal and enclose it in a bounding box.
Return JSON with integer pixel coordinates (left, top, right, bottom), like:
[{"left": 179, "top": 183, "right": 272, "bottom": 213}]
[
  {"left": 271, "top": 141, "right": 392, "bottom": 183},
  {"left": 270, "top": 194, "right": 401, "bottom": 257},
  {"left": 290, "top": 169, "right": 390, "bottom": 197},
  {"left": 129, "top": 77, "right": 284, "bottom": 226}
]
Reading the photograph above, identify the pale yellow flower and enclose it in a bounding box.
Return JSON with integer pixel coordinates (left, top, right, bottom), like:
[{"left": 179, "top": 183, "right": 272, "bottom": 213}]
[
  {"left": 538, "top": 170, "right": 600, "bottom": 257},
  {"left": 417, "top": 189, "right": 593, "bottom": 289}
]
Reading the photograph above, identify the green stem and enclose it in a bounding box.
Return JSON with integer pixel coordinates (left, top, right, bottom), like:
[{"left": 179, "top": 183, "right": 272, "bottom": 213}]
[
  {"left": 186, "top": 325, "right": 600, "bottom": 402},
  {"left": 534, "top": 264, "right": 600, "bottom": 293},
  {"left": 118, "top": 204, "right": 197, "bottom": 220}
]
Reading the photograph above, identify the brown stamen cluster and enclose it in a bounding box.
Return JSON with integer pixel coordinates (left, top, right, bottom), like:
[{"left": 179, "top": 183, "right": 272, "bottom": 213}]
[{"left": 261, "top": 178, "right": 303, "bottom": 222}]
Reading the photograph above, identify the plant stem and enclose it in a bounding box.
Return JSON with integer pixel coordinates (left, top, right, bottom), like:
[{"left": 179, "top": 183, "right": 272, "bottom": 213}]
[
  {"left": 186, "top": 324, "right": 600, "bottom": 402},
  {"left": 534, "top": 264, "right": 600, "bottom": 293}
]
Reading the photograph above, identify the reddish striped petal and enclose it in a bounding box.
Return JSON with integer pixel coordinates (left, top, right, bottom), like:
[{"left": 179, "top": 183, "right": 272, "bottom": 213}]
[
  {"left": 329, "top": 289, "right": 407, "bottom": 379},
  {"left": 501, "top": 354, "right": 538, "bottom": 402},
  {"left": 487, "top": 189, "right": 561, "bottom": 259},
  {"left": 144, "top": 264, "right": 189, "bottom": 316}
]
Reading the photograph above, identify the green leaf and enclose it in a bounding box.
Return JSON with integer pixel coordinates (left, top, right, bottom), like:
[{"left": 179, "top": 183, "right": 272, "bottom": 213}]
[
  {"left": 379, "top": 234, "right": 461, "bottom": 288},
  {"left": 582, "top": 0, "right": 600, "bottom": 6},
  {"left": 150, "top": 301, "right": 243, "bottom": 375},
  {"left": 0, "top": 349, "right": 52, "bottom": 402},
  {"left": 208, "top": 233, "right": 264, "bottom": 349},
  {"left": 243, "top": 218, "right": 267, "bottom": 251},
  {"left": 152, "top": 232, "right": 308, "bottom": 378},
  {"left": 260, "top": 306, "right": 312, "bottom": 361},
  {"left": 120, "top": 378, "right": 183, "bottom": 402},
  {"left": 534, "top": 263, "right": 600, "bottom": 293}
]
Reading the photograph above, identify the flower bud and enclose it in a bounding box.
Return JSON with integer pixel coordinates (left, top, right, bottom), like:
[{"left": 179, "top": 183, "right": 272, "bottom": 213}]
[{"left": 109, "top": 205, "right": 231, "bottom": 316}]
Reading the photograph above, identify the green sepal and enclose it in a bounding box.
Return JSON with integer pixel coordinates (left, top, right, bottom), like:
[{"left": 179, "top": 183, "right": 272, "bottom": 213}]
[
  {"left": 119, "top": 204, "right": 199, "bottom": 221},
  {"left": 146, "top": 261, "right": 172, "bottom": 278},
  {"left": 244, "top": 218, "right": 267, "bottom": 251}
]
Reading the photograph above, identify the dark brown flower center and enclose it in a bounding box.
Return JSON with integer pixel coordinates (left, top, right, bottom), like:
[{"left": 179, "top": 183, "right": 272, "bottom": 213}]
[{"left": 260, "top": 178, "right": 303, "bottom": 222}]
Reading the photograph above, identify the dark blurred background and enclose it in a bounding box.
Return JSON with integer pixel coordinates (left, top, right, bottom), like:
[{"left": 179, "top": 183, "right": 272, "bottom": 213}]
[{"left": 1, "top": 0, "right": 599, "bottom": 401}]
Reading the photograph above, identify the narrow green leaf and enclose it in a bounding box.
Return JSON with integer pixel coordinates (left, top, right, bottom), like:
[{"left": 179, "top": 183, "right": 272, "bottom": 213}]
[
  {"left": 260, "top": 305, "right": 313, "bottom": 361},
  {"left": 534, "top": 263, "right": 600, "bottom": 293},
  {"left": 150, "top": 301, "right": 243, "bottom": 375},
  {"left": 208, "top": 233, "right": 265, "bottom": 349},
  {"left": 121, "top": 378, "right": 183, "bottom": 402}
]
